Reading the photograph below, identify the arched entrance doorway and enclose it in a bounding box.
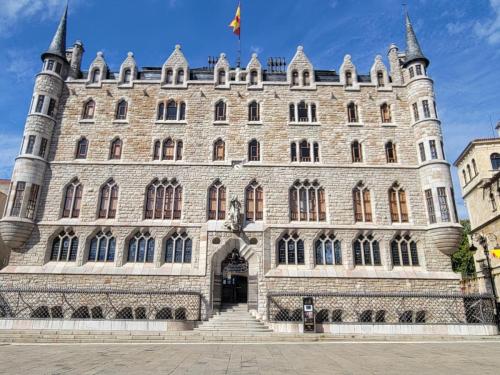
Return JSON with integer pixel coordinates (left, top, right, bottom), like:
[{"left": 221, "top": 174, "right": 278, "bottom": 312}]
[{"left": 220, "top": 249, "right": 248, "bottom": 304}]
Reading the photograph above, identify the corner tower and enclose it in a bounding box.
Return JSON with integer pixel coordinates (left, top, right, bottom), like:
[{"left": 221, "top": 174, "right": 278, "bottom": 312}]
[
  {"left": 403, "top": 12, "right": 462, "bottom": 256},
  {"left": 0, "top": 5, "right": 70, "bottom": 249}
]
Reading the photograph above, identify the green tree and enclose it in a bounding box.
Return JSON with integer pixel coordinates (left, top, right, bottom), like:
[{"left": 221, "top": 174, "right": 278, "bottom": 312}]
[{"left": 451, "top": 220, "right": 475, "bottom": 277}]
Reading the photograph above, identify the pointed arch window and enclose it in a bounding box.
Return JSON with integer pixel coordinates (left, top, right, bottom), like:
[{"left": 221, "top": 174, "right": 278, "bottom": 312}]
[
  {"left": 353, "top": 235, "right": 381, "bottom": 266},
  {"left": 315, "top": 234, "right": 342, "bottom": 265},
  {"left": 278, "top": 233, "right": 304, "bottom": 265},
  {"left": 289, "top": 104, "right": 296, "bottom": 122},
  {"left": 345, "top": 71, "right": 353, "bottom": 87},
  {"left": 177, "top": 69, "right": 185, "bottom": 84},
  {"left": 491, "top": 153, "right": 500, "bottom": 170},
  {"left": 351, "top": 141, "right": 362, "bottom": 162},
  {"left": 298, "top": 101, "right": 308, "bottom": 122},
  {"left": 291, "top": 70, "right": 299, "bottom": 86},
  {"left": 248, "top": 139, "right": 260, "bottom": 161},
  {"left": 250, "top": 70, "right": 258, "bottom": 86},
  {"left": 62, "top": 179, "right": 83, "bottom": 218},
  {"left": 291, "top": 142, "right": 297, "bottom": 162},
  {"left": 389, "top": 184, "right": 409, "bottom": 223},
  {"left": 248, "top": 101, "right": 260, "bottom": 122},
  {"left": 218, "top": 70, "right": 227, "bottom": 85},
  {"left": 91, "top": 68, "right": 100, "bottom": 83},
  {"left": 179, "top": 102, "right": 186, "bottom": 120},
  {"left": 145, "top": 179, "right": 182, "bottom": 220},
  {"left": 208, "top": 180, "right": 226, "bottom": 220},
  {"left": 391, "top": 235, "right": 419, "bottom": 267},
  {"left": 213, "top": 139, "right": 225, "bottom": 161},
  {"left": 215, "top": 100, "right": 226, "bottom": 121},
  {"left": 115, "top": 100, "right": 128, "bottom": 120},
  {"left": 385, "top": 141, "right": 397, "bottom": 163},
  {"left": 110, "top": 138, "right": 122, "bottom": 160},
  {"left": 88, "top": 231, "right": 115, "bottom": 262},
  {"left": 300, "top": 140, "right": 311, "bottom": 162},
  {"left": 289, "top": 180, "right": 326, "bottom": 222},
  {"left": 303, "top": 71, "right": 311, "bottom": 86},
  {"left": 347, "top": 102, "right": 359, "bottom": 123},
  {"left": 50, "top": 230, "right": 78, "bottom": 262},
  {"left": 165, "top": 232, "right": 192, "bottom": 263},
  {"left": 462, "top": 169, "right": 468, "bottom": 185},
  {"left": 472, "top": 159, "right": 478, "bottom": 176},
  {"left": 166, "top": 100, "right": 177, "bottom": 121},
  {"left": 166, "top": 69, "right": 174, "bottom": 84},
  {"left": 467, "top": 165, "right": 472, "bottom": 181},
  {"left": 157, "top": 102, "right": 165, "bottom": 121},
  {"left": 76, "top": 138, "right": 88, "bottom": 159},
  {"left": 153, "top": 140, "right": 161, "bottom": 160},
  {"left": 162, "top": 138, "right": 175, "bottom": 160},
  {"left": 381, "top": 103, "right": 392, "bottom": 123},
  {"left": 176, "top": 140, "right": 183, "bottom": 160},
  {"left": 245, "top": 181, "right": 264, "bottom": 221},
  {"left": 123, "top": 68, "right": 132, "bottom": 83},
  {"left": 377, "top": 71, "right": 384, "bottom": 87},
  {"left": 10, "top": 181, "right": 26, "bottom": 217},
  {"left": 353, "top": 182, "right": 372, "bottom": 222},
  {"left": 98, "top": 179, "right": 119, "bottom": 219},
  {"left": 82, "top": 100, "right": 95, "bottom": 120},
  {"left": 128, "top": 232, "right": 154, "bottom": 263}
]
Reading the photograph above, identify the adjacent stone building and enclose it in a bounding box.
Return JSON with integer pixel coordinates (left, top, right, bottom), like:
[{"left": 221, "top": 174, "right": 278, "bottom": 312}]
[
  {"left": 0, "top": 179, "right": 10, "bottom": 269},
  {"left": 454, "top": 125, "right": 500, "bottom": 301},
  {"left": 0, "top": 6, "right": 465, "bottom": 324}
]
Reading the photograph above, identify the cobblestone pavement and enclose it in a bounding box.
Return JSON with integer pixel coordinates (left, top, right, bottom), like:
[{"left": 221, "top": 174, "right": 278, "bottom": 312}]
[{"left": 0, "top": 341, "right": 499, "bottom": 374}]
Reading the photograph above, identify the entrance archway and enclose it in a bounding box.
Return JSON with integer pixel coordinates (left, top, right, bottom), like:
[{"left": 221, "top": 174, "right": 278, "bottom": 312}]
[{"left": 221, "top": 249, "right": 248, "bottom": 304}]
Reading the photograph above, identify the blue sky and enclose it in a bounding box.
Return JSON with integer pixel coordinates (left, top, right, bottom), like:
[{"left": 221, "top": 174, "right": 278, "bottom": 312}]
[{"left": 0, "top": 0, "right": 499, "bottom": 218}]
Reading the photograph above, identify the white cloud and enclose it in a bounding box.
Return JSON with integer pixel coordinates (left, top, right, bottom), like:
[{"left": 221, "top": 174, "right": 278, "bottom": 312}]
[
  {"left": 0, "top": 0, "right": 79, "bottom": 35},
  {"left": 5, "top": 49, "right": 38, "bottom": 82},
  {"left": 474, "top": 0, "right": 500, "bottom": 44}
]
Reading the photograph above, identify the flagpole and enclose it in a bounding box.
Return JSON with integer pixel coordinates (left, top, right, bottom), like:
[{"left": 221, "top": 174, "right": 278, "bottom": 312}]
[{"left": 237, "top": 0, "right": 241, "bottom": 68}]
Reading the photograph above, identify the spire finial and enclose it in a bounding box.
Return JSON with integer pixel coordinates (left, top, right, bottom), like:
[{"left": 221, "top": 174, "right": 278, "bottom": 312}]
[
  {"left": 403, "top": 9, "right": 429, "bottom": 68},
  {"left": 41, "top": 2, "right": 68, "bottom": 61}
]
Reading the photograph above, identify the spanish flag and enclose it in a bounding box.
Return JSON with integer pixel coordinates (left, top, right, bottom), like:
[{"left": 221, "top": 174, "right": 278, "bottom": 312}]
[
  {"left": 229, "top": 3, "right": 241, "bottom": 36},
  {"left": 491, "top": 248, "right": 500, "bottom": 259}
]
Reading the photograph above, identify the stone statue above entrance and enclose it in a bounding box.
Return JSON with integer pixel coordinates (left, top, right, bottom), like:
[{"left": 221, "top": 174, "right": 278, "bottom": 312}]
[{"left": 225, "top": 195, "right": 242, "bottom": 232}]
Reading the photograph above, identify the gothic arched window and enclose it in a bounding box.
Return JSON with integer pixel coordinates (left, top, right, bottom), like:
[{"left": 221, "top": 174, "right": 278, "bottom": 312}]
[
  {"left": 62, "top": 179, "right": 83, "bottom": 218},
  {"left": 88, "top": 231, "right": 115, "bottom": 262},
  {"left": 163, "top": 138, "right": 175, "bottom": 160},
  {"left": 298, "top": 101, "right": 308, "bottom": 122},
  {"left": 389, "top": 183, "right": 409, "bottom": 223},
  {"left": 303, "top": 71, "right": 311, "bottom": 86},
  {"left": 353, "top": 235, "right": 381, "bottom": 266},
  {"left": 110, "top": 138, "right": 122, "bottom": 160},
  {"left": 315, "top": 234, "right": 342, "bottom": 265},
  {"left": 165, "top": 232, "right": 192, "bottom": 263},
  {"left": 177, "top": 69, "right": 185, "bottom": 84},
  {"left": 380, "top": 103, "right": 392, "bottom": 123},
  {"left": 166, "top": 69, "right": 174, "bottom": 84},
  {"left": 123, "top": 68, "right": 132, "bottom": 83},
  {"left": 115, "top": 100, "right": 128, "bottom": 120},
  {"left": 345, "top": 71, "right": 353, "bottom": 87},
  {"left": 179, "top": 102, "right": 186, "bottom": 120},
  {"left": 250, "top": 70, "right": 258, "bottom": 86},
  {"left": 291, "top": 70, "right": 299, "bottom": 86},
  {"left": 91, "top": 68, "right": 100, "bottom": 83},
  {"left": 157, "top": 102, "right": 165, "bottom": 121},
  {"left": 128, "top": 232, "right": 154, "bottom": 263},
  {"left": 391, "top": 235, "right": 419, "bottom": 266},
  {"left": 218, "top": 70, "right": 226, "bottom": 85},
  {"left": 213, "top": 139, "right": 225, "bottom": 161},
  {"left": 50, "top": 230, "right": 78, "bottom": 262},
  {"left": 351, "top": 141, "right": 362, "bottom": 162},
  {"left": 248, "top": 139, "right": 260, "bottom": 161},
  {"left": 98, "top": 179, "right": 119, "bottom": 219},
  {"left": 289, "top": 180, "right": 326, "bottom": 222},
  {"left": 153, "top": 140, "right": 161, "bottom": 160},
  {"left": 289, "top": 103, "right": 296, "bottom": 122},
  {"left": 76, "top": 137, "right": 88, "bottom": 159},
  {"left": 166, "top": 100, "right": 177, "bottom": 121},
  {"left": 248, "top": 101, "right": 260, "bottom": 122},
  {"left": 353, "top": 182, "right": 372, "bottom": 222},
  {"left": 208, "top": 180, "right": 226, "bottom": 220},
  {"left": 145, "top": 179, "right": 183, "bottom": 220},
  {"left": 245, "top": 180, "right": 264, "bottom": 222},
  {"left": 385, "top": 141, "right": 397, "bottom": 163},
  {"left": 82, "top": 100, "right": 95, "bottom": 120},
  {"left": 347, "top": 102, "right": 359, "bottom": 123},
  {"left": 215, "top": 100, "right": 226, "bottom": 121},
  {"left": 278, "top": 233, "right": 304, "bottom": 265}
]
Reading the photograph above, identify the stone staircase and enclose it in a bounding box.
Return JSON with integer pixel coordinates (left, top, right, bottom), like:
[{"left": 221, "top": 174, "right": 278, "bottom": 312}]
[{"left": 195, "top": 303, "right": 272, "bottom": 334}]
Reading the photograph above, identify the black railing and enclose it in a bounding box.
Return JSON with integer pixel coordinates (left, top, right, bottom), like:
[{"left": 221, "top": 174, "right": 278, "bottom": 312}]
[
  {"left": 0, "top": 288, "right": 201, "bottom": 321},
  {"left": 267, "top": 292, "right": 496, "bottom": 325}
]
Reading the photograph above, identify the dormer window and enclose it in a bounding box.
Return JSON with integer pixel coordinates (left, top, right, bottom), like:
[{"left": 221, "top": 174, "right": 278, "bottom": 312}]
[
  {"left": 218, "top": 70, "right": 226, "bottom": 85},
  {"left": 415, "top": 65, "right": 423, "bottom": 76},
  {"left": 91, "top": 68, "right": 100, "bottom": 83},
  {"left": 303, "top": 71, "right": 311, "bottom": 86},
  {"left": 177, "top": 69, "right": 185, "bottom": 84},
  {"left": 123, "top": 69, "right": 132, "bottom": 84},
  {"left": 250, "top": 70, "right": 258, "bottom": 86},
  {"left": 166, "top": 69, "right": 174, "bottom": 84},
  {"left": 377, "top": 71, "right": 384, "bottom": 87},
  {"left": 345, "top": 71, "right": 353, "bottom": 87},
  {"left": 292, "top": 71, "right": 299, "bottom": 86}
]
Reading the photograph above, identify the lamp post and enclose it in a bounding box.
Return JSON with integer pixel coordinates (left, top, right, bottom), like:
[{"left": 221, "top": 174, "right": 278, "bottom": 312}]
[{"left": 470, "top": 233, "right": 500, "bottom": 329}]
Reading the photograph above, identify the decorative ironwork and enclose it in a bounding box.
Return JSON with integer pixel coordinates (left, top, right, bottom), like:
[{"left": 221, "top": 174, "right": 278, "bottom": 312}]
[
  {"left": 267, "top": 292, "right": 495, "bottom": 325},
  {"left": 222, "top": 249, "right": 248, "bottom": 276},
  {"left": 0, "top": 288, "right": 201, "bottom": 321}
]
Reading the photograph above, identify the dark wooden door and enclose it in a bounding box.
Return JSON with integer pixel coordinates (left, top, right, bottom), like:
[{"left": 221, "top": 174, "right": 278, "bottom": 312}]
[{"left": 222, "top": 275, "right": 248, "bottom": 304}]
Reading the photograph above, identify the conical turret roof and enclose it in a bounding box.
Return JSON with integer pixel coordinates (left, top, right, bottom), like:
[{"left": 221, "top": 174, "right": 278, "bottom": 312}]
[
  {"left": 403, "top": 12, "right": 429, "bottom": 67},
  {"left": 41, "top": 3, "right": 68, "bottom": 61}
]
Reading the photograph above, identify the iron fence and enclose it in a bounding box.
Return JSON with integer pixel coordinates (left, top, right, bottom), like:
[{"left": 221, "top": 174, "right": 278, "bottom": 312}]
[
  {"left": 0, "top": 288, "right": 201, "bottom": 321},
  {"left": 267, "top": 292, "right": 496, "bottom": 325}
]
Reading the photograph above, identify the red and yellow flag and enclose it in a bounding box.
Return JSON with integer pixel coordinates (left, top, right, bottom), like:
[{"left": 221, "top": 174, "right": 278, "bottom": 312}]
[{"left": 229, "top": 3, "right": 241, "bottom": 36}]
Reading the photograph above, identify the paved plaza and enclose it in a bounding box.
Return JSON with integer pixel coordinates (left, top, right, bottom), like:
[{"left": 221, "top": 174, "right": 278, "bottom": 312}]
[{"left": 0, "top": 340, "right": 499, "bottom": 374}]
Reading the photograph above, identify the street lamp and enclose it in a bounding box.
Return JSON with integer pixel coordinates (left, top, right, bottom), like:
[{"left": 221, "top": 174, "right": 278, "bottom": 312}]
[{"left": 470, "top": 233, "right": 500, "bottom": 329}]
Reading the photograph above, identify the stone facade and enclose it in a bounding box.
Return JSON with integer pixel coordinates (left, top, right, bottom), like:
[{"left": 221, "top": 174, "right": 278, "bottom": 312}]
[
  {"left": 0, "top": 8, "right": 463, "bottom": 320},
  {"left": 454, "top": 133, "right": 500, "bottom": 300},
  {"left": 0, "top": 179, "right": 10, "bottom": 269}
]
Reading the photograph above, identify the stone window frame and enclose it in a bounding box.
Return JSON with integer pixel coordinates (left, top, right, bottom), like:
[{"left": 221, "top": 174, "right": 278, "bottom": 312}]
[
  {"left": 109, "top": 137, "right": 123, "bottom": 160},
  {"left": 379, "top": 102, "right": 393, "bottom": 124},
  {"left": 289, "top": 179, "right": 327, "bottom": 223},
  {"left": 212, "top": 138, "right": 226, "bottom": 162},
  {"left": 314, "top": 233, "right": 342, "bottom": 266},
  {"left": 277, "top": 232, "right": 305, "bottom": 266},
  {"left": 164, "top": 231, "right": 193, "bottom": 264},
  {"left": 247, "top": 100, "right": 261, "bottom": 123},
  {"left": 114, "top": 98, "right": 129, "bottom": 122},
  {"left": 31, "top": 93, "right": 57, "bottom": 118},
  {"left": 90, "top": 67, "right": 101, "bottom": 84},
  {"left": 248, "top": 69, "right": 259, "bottom": 86},
  {"left": 290, "top": 139, "right": 320, "bottom": 163},
  {"left": 490, "top": 153, "right": 500, "bottom": 170},
  {"left": 127, "top": 231, "right": 155, "bottom": 264},
  {"left": 61, "top": 178, "right": 83, "bottom": 219},
  {"left": 97, "top": 179, "right": 119, "bottom": 220},
  {"left": 81, "top": 98, "right": 96, "bottom": 122},
  {"left": 75, "top": 137, "right": 89, "bottom": 160},
  {"left": 87, "top": 231, "right": 116, "bottom": 263},
  {"left": 213, "top": 99, "right": 228, "bottom": 124},
  {"left": 388, "top": 182, "right": 410, "bottom": 224},
  {"left": 353, "top": 181, "right": 373, "bottom": 223},
  {"left": 247, "top": 139, "right": 261, "bottom": 162},
  {"left": 10, "top": 181, "right": 26, "bottom": 217},
  {"left": 152, "top": 137, "right": 183, "bottom": 162},
  {"left": 385, "top": 140, "right": 398, "bottom": 163},
  {"left": 390, "top": 234, "right": 420, "bottom": 267},
  {"left": 352, "top": 234, "right": 382, "bottom": 266},
  {"left": 288, "top": 100, "right": 319, "bottom": 124},
  {"left": 156, "top": 99, "right": 187, "bottom": 123},
  {"left": 350, "top": 140, "right": 363, "bottom": 163},
  {"left": 245, "top": 180, "right": 264, "bottom": 222},
  {"left": 144, "top": 178, "right": 183, "bottom": 221},
  {"left": 207, "top": 179, "right": 226, "bottom": 221},
  {"left": 346, "top": 101, "right": 362, "bottom": 125},
  {"left": 49, "top": 229, "right": 79, "bottom": 263}
]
